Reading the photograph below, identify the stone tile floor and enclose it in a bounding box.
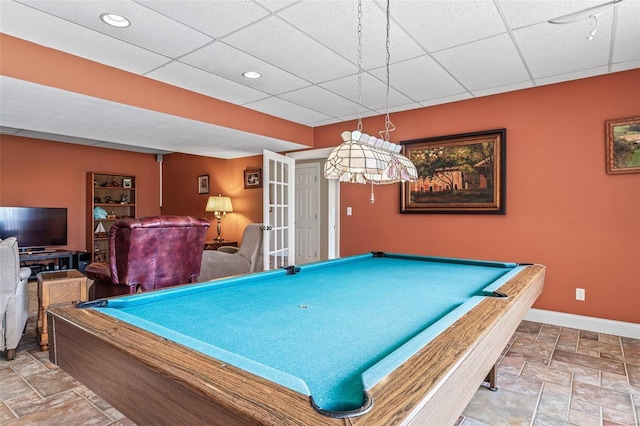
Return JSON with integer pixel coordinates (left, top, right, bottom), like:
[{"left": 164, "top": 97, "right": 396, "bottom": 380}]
[
  {"left": 1, "top": 318, "right": 639, "bottom": 425},
  {"left": 460, "top": 321, "right": 640, "bottom": 426}
]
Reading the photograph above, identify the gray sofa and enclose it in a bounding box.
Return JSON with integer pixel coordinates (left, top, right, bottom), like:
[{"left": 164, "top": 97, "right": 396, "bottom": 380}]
[
  {"left": 0, "top": 237, "right": 31, "bottom": 361},
  {"left": 198, "top": 223, "right": 263, "bottom": 282}
]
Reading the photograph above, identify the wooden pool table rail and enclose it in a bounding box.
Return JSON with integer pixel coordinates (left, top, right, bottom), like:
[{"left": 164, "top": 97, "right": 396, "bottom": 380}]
[{"left": 48, "top": 264, "right": 544, "bottom": 425}]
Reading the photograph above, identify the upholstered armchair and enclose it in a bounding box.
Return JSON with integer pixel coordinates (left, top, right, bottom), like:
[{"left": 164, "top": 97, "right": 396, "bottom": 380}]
[
  {"left": 86, "top": 215, "right": 209, "bottom": 299},
  {"left": 1, "top": 237, "right": 31, "bottom": 361},
  {"left": 198, "top": 223, "right": 264, "bottom": 282}
]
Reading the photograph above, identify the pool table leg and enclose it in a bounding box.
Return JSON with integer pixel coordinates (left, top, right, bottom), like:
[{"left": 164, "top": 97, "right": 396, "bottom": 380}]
[{"left": 484, "top": 363, "right": 498, "bottom": 391}]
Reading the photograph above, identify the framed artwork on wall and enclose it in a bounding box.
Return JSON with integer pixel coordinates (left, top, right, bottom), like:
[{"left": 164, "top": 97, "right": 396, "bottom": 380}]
[
  {"left": 244, "top": 168, "right": 262, "bottom": 189},
  {"left": 400, "top": 129, "right": 506, "bottom": 214},
  {"left": 605, "top": 116, "right": 640, "bottom": 174},
  {"left": 198, "top": 175, "right": 210, "bottom": 194}
]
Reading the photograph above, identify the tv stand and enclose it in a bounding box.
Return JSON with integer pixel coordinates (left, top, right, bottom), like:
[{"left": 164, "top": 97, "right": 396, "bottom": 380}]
[{"left": 19, "top": 250, "right": 76, "bottom": 280}]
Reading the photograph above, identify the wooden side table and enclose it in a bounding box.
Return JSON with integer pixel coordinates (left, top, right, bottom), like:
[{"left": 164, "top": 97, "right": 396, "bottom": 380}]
[
  {"left": 204, "top": 240, "right": 238, "bottom": 251},
  {"left": 37, "top": 269, "right": 88, "bottom": 351}
]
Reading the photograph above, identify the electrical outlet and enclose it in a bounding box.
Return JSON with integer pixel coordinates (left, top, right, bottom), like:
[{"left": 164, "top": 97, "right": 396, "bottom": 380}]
[{"left": 576, "top": 288, "right": 585, "bottom": 301}]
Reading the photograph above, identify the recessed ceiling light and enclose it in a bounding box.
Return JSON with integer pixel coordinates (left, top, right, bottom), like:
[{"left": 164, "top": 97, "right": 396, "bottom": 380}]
[
  {"left": 242, "top": 71, "right": 262, "bottom": 79},
  {"left": 100, "top": 13, "right": 130, "bottom": 28}
]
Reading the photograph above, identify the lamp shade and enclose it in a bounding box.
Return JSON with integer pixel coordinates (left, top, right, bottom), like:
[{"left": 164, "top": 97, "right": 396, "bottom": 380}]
[{"left": 205, "top": 195, "right": 233, "bottom": 213}]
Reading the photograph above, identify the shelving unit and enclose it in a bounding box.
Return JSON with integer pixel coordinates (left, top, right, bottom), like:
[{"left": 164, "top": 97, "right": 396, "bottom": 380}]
[{"left": 87, "top": 172, "right": 136, "bottom": 262}]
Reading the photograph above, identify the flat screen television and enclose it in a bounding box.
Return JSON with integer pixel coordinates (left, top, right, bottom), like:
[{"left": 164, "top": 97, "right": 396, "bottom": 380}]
[{"left": 0, "top": 207, "right": 68, "bottom": 250}]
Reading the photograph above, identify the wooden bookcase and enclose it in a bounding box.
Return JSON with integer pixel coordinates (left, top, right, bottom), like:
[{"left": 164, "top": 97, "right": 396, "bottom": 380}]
[{"left": 87, "top": 172, "right": 136, "bottom": 262}]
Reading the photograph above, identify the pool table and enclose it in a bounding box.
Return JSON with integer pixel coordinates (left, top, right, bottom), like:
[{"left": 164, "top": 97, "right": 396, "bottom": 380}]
[{"left": 48, "top": 252, "right": 545, "bottom": 425}]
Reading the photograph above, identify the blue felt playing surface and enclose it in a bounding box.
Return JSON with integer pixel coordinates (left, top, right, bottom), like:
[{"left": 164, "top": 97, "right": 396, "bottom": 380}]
[{"left": 96, "top": 253, "right": 520, "bottom": 412}]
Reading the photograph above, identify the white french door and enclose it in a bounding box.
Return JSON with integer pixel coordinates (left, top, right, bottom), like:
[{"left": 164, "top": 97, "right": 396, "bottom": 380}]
[{"left": 262, "top": 150, "right": 295, "bottom": 270}]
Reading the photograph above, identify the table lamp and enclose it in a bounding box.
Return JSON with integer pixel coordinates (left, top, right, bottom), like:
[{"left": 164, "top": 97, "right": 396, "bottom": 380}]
[{"left": 205, "top": 195, "right": 233, "bottom": 242}]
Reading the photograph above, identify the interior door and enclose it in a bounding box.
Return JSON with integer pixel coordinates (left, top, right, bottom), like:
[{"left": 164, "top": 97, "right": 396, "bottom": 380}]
[
  {"left": 262, "top": 150, "right": 295, "bottom": 270},
  {"left": 287, "top": 147, "right": 340, "bottom": 260},
  {"left": 295, "top": 163, "right": 320, "bottom": 265}
]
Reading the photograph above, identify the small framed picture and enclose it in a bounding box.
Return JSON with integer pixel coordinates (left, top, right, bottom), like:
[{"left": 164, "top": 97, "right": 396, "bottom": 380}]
[
  {"left": 606, "top": 116, "right": 640, "bottom": 174},
  {"left": 122, "top": 178, "right": 132, "bottom": 188},
  {"left": 198, "top": 174, "right": 210, "bottom": 194},
  {"left": 244, "top": 168, "right": 262, "bottom": 189}
]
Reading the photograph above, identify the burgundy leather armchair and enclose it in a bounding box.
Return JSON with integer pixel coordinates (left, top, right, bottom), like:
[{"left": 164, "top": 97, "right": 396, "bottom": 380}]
[{"left": 86, "top": 215, "right": 209, "bottom": 299}]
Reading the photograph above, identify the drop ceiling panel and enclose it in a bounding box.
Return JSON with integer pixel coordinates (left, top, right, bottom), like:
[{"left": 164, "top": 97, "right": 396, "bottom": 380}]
[
  {"left": 179, "top": 41, "right": 310, "bottom": 95},
  {"left": 0, "top": 1, "right": 170, "bottom": 75},
  {"left": 369, "top": 55, "right": 466, "bottom": 103},
  {"left": 279, "top": 85, "right": 360, "bottom": 118},
  {"left": 146, "top": 61, "right": 268, "bottom": 106},
  {"left": 434, "top": 34, "right": 530, "bottom": 91},
  {"left": 256, "top": 0, "right": 298, "bottom": 13},
  {"left": 471, "top": 80, "right": 533, "bottom": 98},
  {"left": 306, "top": 118, "right": 344, "bottom": 128},
  {"left": 18, "top": 0, "right": 213, "bottom": 58},
  {"left": 278, "top": 0, "right": 425, "bottom": 69},
  {"left": 320, "top": 73, "right": 413, "bottom": 111},
  {"left": 514, "top": 18, "right": 613, "bottom": 79},
  {"left": 373, "top": 101, "right": 424, "bottom": 116},
  {"left": 612, "top": 0, "right": 640, "bottom": 63},
  {"left": 391, "top": 0, "right": 506, "bottom": 52},
  {"left": 222, "top": 15, "right": 357, "bottom": 83},
  {"left": 611, "top": 59, "right": 640, "bottom": 72},
  {"left": 534, "top": 65, "right": 609, "bottom": 86},
  {"left": 137, "top": 0, "right": 270, "bottom": 38},
  {"left": 496, "top": 0, "right": 604, "bottom": 29},
  {"left": 243, "top": 96, "right": 333, "bottom": 125},
  {"left": 419, "top": 92, "right": 473, "bottom": 108}
]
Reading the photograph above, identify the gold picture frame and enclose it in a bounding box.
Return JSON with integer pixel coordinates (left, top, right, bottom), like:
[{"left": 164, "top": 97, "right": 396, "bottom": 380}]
[{"left": 400, "top": 129, "right": 506, "bottom": 214}]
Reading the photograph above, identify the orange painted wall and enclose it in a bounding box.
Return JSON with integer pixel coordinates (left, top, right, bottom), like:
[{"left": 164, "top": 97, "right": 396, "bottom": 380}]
[
  {"left": 0, "top": 136, "right": 161, "bottom": 251},
  {"left": 161, "top": 153, "right": 263, "bottom": 243},
  {"left": 1, "top": 61, "right": 638, "bottom": 324},
  {"left": 313, "top": 70, "right": 640, "bottom": 324}
]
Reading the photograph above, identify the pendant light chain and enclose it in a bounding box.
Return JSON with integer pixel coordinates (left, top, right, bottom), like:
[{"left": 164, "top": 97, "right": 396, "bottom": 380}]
[
  {"left": 382, "top": 0, "right": 395, "bottom": 141},
  {"left": 357, "top": 0, "right": 363, "bottom": 132},
  {"left": 323, "top": 0, "right": 418, "bottom": 197}
]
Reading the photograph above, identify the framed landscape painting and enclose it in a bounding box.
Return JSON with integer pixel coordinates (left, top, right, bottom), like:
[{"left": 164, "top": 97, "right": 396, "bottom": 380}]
[
  {"left": 606, "top": 116, "right": 640, "bottom": 174},
  {"left": 400, "top": 129, "right": 506, "bottom": 214}
]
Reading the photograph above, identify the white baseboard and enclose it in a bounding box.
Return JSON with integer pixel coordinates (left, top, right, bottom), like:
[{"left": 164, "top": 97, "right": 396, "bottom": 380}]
[{"left": 525, "top": 309, "right": 640, "bottom": 339}]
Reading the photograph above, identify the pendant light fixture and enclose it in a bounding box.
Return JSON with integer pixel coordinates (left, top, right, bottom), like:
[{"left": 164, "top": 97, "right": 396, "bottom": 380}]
[{"left": 324, "top": 0, "right": 417, "bottom": 202}]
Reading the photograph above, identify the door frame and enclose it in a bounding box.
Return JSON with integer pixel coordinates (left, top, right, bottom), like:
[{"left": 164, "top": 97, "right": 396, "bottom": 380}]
[{"left": 288, "top": 148, "right": 340, "bottom": 259}]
